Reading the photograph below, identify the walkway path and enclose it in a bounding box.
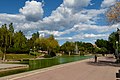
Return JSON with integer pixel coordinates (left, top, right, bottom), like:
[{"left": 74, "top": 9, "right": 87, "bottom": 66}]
[
  {"left": 0, "top": 55, "right": 119, "bottom": 80},
  {"left": 0, "top": 64, "right": 27, "bottom": 70}
]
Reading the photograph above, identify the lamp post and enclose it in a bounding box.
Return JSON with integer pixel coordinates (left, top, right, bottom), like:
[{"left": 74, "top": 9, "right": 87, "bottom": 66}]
[
  {"left": 116, "top": 28, "right": 120, "bottom": 62},
  {"left": 34, "top": 46, "right": 35, "bottom": 59},
  {"left": 116, "top": 41, "right": 118, "bottom": 57}
]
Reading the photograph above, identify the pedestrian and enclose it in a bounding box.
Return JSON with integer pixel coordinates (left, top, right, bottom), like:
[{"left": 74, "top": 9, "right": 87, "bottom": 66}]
[{"left": 95, "top": 55, "right": 97, "bottom": 63}]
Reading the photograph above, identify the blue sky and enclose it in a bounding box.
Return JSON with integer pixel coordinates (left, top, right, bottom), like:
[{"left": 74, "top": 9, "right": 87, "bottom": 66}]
[
  {"left": 0, "top": 0, "right": 63, "bottom": 16},
  {"left": 0, "top": 0, "right": 119, "bottom": 45}
]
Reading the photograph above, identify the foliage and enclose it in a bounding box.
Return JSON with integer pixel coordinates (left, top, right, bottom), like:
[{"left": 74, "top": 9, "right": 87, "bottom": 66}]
[
  {"left": 95, "top": 39, "right": 111, "bottom": 53},
  {"left": 108, "top": 31, "right": 120, "bottom": 53},
  {"left": 35, "top": 37, "right": 48, "bottom": 51},
  {"left": 35, "top": 35, "right": 59, "bottom": 57},
  {"left": 60, "top": 41, "right": 94, "bottom": 55},
  {"left": 0, "top": 54, "right": 34, "bottom": 60},
  {"left": 13, "top": 31, "right": 27, "bottom": 49},
  {"left": 60, "top": 41, "right": 75, "bottom": 54},
  {"left": 106, "top": 2, "right": 120, "bottom": 24},
  {"left": 95, "top": 31, "right": 120, "bottom": 54}
]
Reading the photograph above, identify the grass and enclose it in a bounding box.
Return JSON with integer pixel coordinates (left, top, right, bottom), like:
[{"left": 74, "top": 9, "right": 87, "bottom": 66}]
[
  {"left": 0, "top": 67, "right": 28, "bottom": 77},
  {"left": 29, "top": 51, "right": 42, "bottom": 57},
  {"left": 0, "top": 54, "right": 35, "bottom": 61}
]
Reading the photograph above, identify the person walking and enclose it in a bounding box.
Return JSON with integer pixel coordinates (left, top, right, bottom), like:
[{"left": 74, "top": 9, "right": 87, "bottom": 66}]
[{"left": 95, "top": 55, "right": 97, "bottom": 63}]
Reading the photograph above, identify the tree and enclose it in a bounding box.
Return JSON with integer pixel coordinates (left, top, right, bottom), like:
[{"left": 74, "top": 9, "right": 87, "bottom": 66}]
[
  {"left": 95, "top": 39, "right": 114, "bottom": 54},
  {"left": 0, "top": 24, "right": 12, "bottom": 61},
  {"left": 35, "top": 37, "right": 48, "bottom": 51},
  {"left": 13, "top": 31, "right": 28, "bottom": 53},
  {"left": 106, "top": 2, "right": 120, "bottom": 24},
  {"left": 29, "top": 32, "right": 40, "bottom": 49},
  {"left": 60, "top": 41, "right": 75, "bottom": 55},
  {"left": 8, "top": 23, "right": 14, "bottom": 47},
  {"left": 9, "top": 23, "right": 14, "bottom": 33},
  {"left": 108, "top": 31, "right": 120, "bottom": 53},
  {"left": 35, "top": 35, "right": 59, "bottom": 57},
  {"left": 46, "top": 35, "right": 59, "bottom": 56},
  {"left": 32, "top": 32, "right": 39, "bottom": 40},
  {"left": 109, "top": 32, "right": 117, "bottom": 48},
  {"left": 83, "top": 43, "right": 94, "bottom": 53}
]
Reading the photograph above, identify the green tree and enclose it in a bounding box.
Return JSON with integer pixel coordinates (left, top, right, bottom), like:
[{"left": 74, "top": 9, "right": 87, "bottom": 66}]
[
  {"left": 0, "top": 24, "right": 12, "bottom": 61},
  {"left": 35, "top": 35, "right": 59, "bottom": 57},
  {"left": 75, "top": 41, "right": 94, "bottom": 53},
  {"left": 108, "top": 31, "right": 120, "bottom": 54},
  {"left": 35, "top": 37, "right": 48, "bottom": 51},
  {"left": 29, "top": 32, "right": 40, "bottom": 49},
  {"left": 9, "top": 23, "right": 14, "bottom": 33},
  {"left": 8, "top": 23, "right": 14, "bottom": 47},
  {"left": 95, "top": 39, "right": 112, "bottom": 53},
  {"left": 47, "top": 35, "right": 59, "bottom": 56},
  {"left": 60, "top": 41, "right": 75, "bottom": 55},
  {"left": 32, "top": 32, "right": 39, "bottom": 40},
  {"left": 13, "top": 31, "right": 27, "bottom": 53}
]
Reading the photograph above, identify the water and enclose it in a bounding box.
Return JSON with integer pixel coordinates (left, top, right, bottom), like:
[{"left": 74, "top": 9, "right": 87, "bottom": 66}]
[{"left": 29, "top": 55, "right": 92, "bottom": 70}]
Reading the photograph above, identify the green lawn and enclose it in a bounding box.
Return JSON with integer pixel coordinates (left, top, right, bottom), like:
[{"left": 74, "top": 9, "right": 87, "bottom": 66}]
[{"left": 0, "top": 54, "right": 35, "bottom": 61}]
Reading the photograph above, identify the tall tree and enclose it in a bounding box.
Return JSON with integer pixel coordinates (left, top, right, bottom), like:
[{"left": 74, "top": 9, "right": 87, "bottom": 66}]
[
  {"left": 47, "top": 35, "right": 59, "bottom": 55},
  {"left": 13, "top": 31, "right": 27, "bottom": 50},
  {"left": 9, "top": 23, "right": 14, "bottom": 33},
  {"left": 108, "top": 31, "right": 120, "bottom": 53},
  {"left": 31, "top": 32, "right": 40, "bottom": 47},
  {"left": 0, "top": 24, "right": 12, "bottom": 61},
  {"left": 8, "top": 23, "right": 14, "bottom": 47}
]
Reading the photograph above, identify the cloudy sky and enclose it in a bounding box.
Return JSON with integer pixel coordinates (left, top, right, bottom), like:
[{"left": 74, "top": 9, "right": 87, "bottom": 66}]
[{"left": 0, "top": 0, "right": 119, "bottom": 45}]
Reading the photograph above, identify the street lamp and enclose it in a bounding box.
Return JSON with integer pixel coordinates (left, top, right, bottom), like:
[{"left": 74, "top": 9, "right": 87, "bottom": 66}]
[
  {"left": 116, "top": 28, "right": 120, "bottom": 61},
  {"left": 34, "top": 46, "right": 36, "bottom": 59},
  {"left": 116, "top": 41, "right": 118, "bottom": 57}
]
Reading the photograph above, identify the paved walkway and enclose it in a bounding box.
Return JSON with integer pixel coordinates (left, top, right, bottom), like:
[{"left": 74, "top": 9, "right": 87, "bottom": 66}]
[
  {"left": 0, "top": 56, "right": 120, "bottom": 80},
  {"left": 0, "top": 64, "right": 27, "bottom": 70}
]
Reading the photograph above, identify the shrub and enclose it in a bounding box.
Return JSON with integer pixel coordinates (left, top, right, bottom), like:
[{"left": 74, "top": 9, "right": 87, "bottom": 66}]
[{"left": 7, "top": 48, "right": 29, "bottom": 54}]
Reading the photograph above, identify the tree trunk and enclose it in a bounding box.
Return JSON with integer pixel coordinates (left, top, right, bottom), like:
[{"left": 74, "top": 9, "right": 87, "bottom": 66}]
[
  {"left": 2, "top": 46, "right": 6, "bottom": 62},
  {"left": 69, "top": 51, "right": 71, "bottom": 56}
]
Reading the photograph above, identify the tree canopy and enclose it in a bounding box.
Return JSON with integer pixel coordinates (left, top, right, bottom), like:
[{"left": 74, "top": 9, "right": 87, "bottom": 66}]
[{"left": 106, "top": 2, "right": 120, "bottom": 24}]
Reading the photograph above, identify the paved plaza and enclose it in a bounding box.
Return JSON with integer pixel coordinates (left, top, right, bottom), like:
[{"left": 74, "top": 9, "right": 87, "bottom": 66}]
[{"left": 0, "top": 55, "right": 120, "bottom": 80}]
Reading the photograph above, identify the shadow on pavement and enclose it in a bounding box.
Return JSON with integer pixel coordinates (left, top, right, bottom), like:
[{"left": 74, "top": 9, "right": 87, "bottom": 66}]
[{"left": 86, "top": 60, "right": 120, "bottom": 67}]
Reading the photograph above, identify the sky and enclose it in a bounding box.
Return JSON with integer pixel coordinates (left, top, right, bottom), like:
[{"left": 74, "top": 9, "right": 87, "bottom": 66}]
[{"left": 0, "top": 0, "right": 119, "bottom": 45}]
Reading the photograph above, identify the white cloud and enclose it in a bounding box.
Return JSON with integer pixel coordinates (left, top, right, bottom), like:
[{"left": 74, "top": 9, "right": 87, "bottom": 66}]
[
  {"left": 101, "top": 0, "right": 116, "bottom": 8},
  {"left": 0, "top": 0, "right": 119, "bottom": 44},
  {"left": 84, "top": 33, "right": 108, "bottom": 38},
  {"left": 19, "top": 0, "right": 44, "bottom": 22},
  {"left": 63, "top": 0, "right": 91, "bottom": 13},
  {"left": 55, "top": 33, "right": 109, "bottom": 40}
]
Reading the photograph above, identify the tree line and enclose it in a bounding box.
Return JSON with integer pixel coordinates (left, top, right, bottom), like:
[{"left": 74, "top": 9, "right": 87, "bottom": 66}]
[
  {"left": 95, "top": 31, "right": 120, "bottom": 56},
  {"left": 0, "top": 23, "right": 60, "bottom": 60},
  {"left": 0, "top": 23, "right": 118, "bottom": 59}
]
